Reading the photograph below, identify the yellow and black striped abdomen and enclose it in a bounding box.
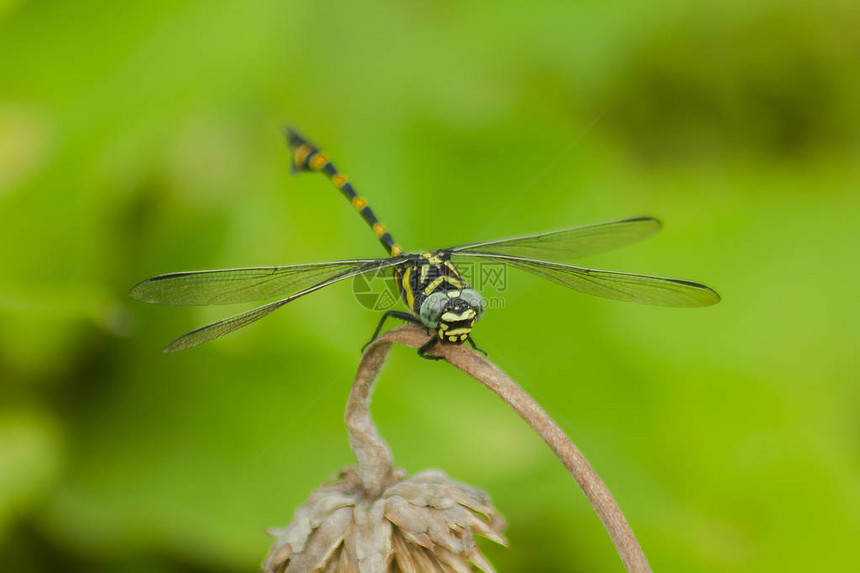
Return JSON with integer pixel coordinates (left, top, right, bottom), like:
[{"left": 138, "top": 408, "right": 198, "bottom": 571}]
[
  {"left": 287, "top": 129, "right": 402, "bottom": 257},
  {"left": 395, "top": 251, "right": 470, "bottom": 316}
]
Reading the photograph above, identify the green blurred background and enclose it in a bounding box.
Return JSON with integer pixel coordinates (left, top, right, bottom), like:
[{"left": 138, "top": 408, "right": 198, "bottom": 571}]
[{"left": 1, "top": 0, "right": 858, "bottom": 571}]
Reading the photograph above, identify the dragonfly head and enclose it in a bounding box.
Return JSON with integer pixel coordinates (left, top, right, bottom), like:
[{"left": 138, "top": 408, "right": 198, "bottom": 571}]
[{"left": 419, "top": 289, "right": 485, "bottom": 344}]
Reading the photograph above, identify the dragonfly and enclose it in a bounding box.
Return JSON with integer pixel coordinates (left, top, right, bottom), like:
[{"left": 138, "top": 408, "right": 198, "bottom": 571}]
[{"left": 130, "top": 129, "right": 720, "bottom": 359}]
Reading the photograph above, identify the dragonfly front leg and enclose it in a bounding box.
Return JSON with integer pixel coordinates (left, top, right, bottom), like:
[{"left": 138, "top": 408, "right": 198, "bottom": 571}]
[
  {"left": 417, "top": 335, "right": 444, "bottom": 360},
  {"left": 362, "top": 310, "right": 422, "bottom": 353},
  {"left": 466, "top": 336, "right": 488, "bottom": 357}
]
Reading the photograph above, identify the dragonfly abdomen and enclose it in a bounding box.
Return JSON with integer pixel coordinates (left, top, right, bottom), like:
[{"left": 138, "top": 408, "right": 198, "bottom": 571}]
[{"left": 286, "top": 129, "right": 402, "bottom": 257}]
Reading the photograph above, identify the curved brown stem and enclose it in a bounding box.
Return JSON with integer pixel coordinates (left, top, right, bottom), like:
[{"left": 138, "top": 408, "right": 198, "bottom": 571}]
[
  {"left": 352, "top": 324, "right": 652, "bottom": 573},
  {"left": 344, "top": 338, "right": 397, "bottom": 498}
]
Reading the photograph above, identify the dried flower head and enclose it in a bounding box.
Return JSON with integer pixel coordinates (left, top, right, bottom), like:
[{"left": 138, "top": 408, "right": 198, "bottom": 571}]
[
  {"left": 263, "top": 467, "right": 506, "bottom": 573},
  {"left": 261, "top": 326, "right": 651, "bottom": 573}
]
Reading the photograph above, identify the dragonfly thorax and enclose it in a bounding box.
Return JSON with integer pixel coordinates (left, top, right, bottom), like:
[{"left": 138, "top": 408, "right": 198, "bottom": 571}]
[{"left": 419, "top": 289, "right": 485, "bottom": 344}]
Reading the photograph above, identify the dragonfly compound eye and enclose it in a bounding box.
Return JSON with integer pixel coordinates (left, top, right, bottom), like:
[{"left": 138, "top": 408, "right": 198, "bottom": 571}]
[
  {"left": 419, "top": 292, "right": 450, "bottom": 328},
  {"left": 457, "top": 289, "right": 485, "bottom": 321}
]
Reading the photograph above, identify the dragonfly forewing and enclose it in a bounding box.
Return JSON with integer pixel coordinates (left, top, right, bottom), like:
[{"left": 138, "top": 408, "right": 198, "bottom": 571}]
[
  {"left": 132, "top": 258, "right": 406, "bottom": 352},
  {"left": 450, "top": 216, "right": 662, "bottom": 262},
  {"left": 130, "top": 259, "right": 401, "bottom": 306}
]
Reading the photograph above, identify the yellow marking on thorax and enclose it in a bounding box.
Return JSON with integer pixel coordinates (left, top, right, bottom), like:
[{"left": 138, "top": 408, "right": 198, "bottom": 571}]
[
  {"left": 420, "top": 263, "right": 429, "bottom": 283},
  {"left": 309, "top": 153, "right": 329, "bottom": 170},
  {"left": 424, "top": 275, "right": 465, "bottom": 295},
  {"left": 372, "top": 223, "right": 387, "bottom": 238},
  {"left": 352, "top": 196, "right": 367, "bottom": 210},
  {"left": 443, "top": 261, "right": 461, "bottom": 277},
  {"left": 332, "top": 174, "right": 348, "bottom": 188},
  {"left": 420, "top": 251, "right": 443, "bottom": 264},
  {"left": 423, "top": 276, "right": 446, "bottom": 295},
  {"left": 401, "top": 267, "right": 414, "bottom": 309},
  {"left": 294, "top": 145, "right": 313, "bottom": 167}
]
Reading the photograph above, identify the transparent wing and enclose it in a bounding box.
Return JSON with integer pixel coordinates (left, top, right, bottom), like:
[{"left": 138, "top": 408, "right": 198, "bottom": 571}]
[
  {"left": 157, "top": 258, "right": 405, "bottom": 352},
  {"left": 163, "top": 298, "right": 290, "bottom": 353},
  {"left": 454, "top": 253, "right": 720, "bottom": 307},
  {"left": 130, "top": 259, "right": 400, "bottom": 306},
  {"left": 450, "top": 217, "right": 662, "bottom": 261}
]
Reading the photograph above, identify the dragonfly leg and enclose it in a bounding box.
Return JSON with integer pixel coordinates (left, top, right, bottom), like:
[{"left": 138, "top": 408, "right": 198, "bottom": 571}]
[
  {"left": 417, "top": 335, "right": 444, "bottom": 361},
  {"left": 466, "top": 336, "right": 488, "bottom": 357},
  {"left": 362, "top": 310, "right": 422, "bottom": 353}
]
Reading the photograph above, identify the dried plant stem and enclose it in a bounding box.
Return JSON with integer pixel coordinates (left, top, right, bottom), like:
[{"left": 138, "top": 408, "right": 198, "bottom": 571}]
[
  {"left": 350, "top": 324, "right": 652, "bottom": 573},
  {"left": 344, "top": 338, "right": 397, "bottom": 497}
]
